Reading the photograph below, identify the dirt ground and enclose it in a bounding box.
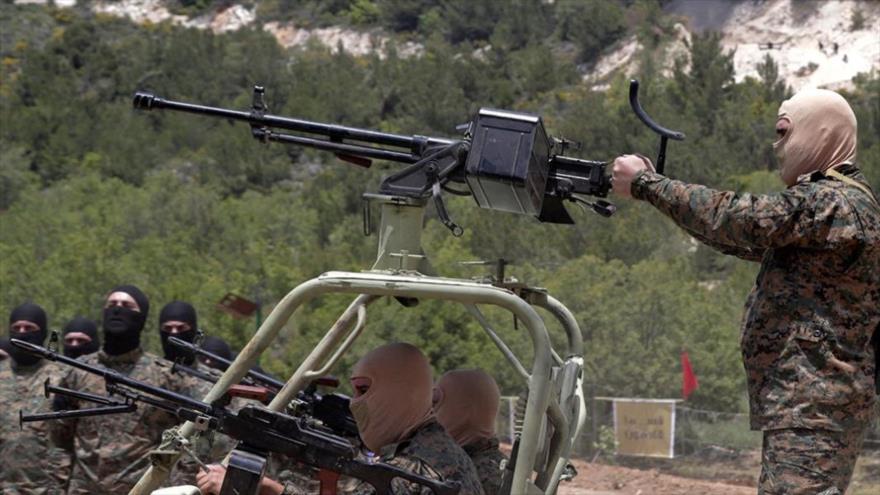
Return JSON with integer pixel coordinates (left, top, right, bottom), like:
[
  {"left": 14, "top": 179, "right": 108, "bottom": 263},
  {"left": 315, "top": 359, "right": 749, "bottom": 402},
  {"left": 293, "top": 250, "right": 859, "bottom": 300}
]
[
  {"left": 557, "top": 459, "right": 753, "bottom": 495},
  {"left": 555, "top": 450, "right": 880, "bottom": 495}
]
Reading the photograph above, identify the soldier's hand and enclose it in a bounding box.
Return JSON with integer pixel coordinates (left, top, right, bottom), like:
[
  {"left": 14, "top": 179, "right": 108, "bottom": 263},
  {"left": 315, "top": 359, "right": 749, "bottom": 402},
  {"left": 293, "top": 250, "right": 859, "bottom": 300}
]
[
  {"left": 612, "top": 154, "right": 654, "bottom": 198},
  {"left": 196, "top": 464, "right": 226, "bottom": 495}
]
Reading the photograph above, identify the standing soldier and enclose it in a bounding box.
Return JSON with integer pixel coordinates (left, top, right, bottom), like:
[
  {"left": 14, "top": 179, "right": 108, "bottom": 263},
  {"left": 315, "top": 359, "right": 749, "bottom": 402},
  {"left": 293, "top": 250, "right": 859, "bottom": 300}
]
[
  {"left": 434, "top": 369, "right": 508, "bottom": 495},
  {"left": 611, "top": 88, "right": 879, "bottom": 494},
  {"left": 51, "top": 285, "right": 195, "bottom": 493},
  {"left": 158, "top": 300, "right": 199, "bottom": 366},
  {"left": 1, "top": 303, "right": 72, "bottom": 494}
]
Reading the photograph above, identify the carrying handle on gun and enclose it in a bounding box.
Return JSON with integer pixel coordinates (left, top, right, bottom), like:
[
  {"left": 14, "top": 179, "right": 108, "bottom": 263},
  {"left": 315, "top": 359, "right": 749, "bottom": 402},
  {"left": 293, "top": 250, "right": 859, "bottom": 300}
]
[{"left": 628, "top": 79, "right": 685, "bottom": 174}]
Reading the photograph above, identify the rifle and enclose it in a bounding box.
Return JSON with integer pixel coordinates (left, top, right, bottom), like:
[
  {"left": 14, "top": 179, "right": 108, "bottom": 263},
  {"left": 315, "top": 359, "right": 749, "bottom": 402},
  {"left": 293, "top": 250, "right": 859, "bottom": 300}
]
[
  {"left": 132, "top": 80, "right": 683, "bottom": 234},
  {"left": 11, "top": 339, "right": 457, "bottom": 495}
]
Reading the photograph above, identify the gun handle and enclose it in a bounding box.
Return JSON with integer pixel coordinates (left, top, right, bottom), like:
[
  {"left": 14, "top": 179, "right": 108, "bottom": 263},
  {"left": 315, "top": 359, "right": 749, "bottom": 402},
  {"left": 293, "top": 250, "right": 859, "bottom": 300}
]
[
  {"left": 227, "top": 385, "right": 271, "bottom": 404},
  {"left": 318, "top": 469, "right": 341, "bottom": 495}
]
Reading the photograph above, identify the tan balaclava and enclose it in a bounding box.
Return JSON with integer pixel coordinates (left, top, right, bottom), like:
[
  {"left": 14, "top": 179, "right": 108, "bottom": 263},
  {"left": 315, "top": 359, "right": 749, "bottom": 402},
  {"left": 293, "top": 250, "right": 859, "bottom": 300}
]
[
  {"left": 774, "top": 88, "right": 857, "bottom": 187},
  {"left": 349, "top": 342, "right": 434, "bottom": 453},
  {"left": 434, "top": 369, "right": 500, "bottom": 447}
]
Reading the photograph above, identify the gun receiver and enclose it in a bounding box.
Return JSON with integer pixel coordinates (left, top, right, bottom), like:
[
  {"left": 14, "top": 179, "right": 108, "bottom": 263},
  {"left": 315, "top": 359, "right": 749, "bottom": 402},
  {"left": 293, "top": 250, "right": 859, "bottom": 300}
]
[
  {"left": 10, "top": 339, "right": 457, "bottom": 495},
  {"left": 166, "top": 340, "right": 359, "bottom": 438}
]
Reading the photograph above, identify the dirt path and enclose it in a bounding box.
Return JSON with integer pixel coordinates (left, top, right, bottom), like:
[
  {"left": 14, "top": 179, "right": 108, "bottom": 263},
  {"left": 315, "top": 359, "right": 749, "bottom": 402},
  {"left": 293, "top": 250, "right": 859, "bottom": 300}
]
[{"left": 556, "top": 459, "right": 754, "bottom": 495}]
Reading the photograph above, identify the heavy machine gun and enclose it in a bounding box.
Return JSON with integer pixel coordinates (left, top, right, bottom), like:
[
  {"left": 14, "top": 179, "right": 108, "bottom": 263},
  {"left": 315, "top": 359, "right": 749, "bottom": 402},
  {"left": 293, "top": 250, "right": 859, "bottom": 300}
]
[
  {"left": 11, "top": 339, "right": 458, "bottom": 495},
  {"left": 133, "top": 80, "right": 682, "bottom": 234}
]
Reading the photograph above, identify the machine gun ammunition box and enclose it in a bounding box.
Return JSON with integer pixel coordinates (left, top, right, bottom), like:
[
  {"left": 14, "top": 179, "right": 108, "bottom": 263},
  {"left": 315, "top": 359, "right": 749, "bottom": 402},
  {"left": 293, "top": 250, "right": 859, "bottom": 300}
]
[{"left": 465, "top": 108, "right": 551, "bottom": 217}]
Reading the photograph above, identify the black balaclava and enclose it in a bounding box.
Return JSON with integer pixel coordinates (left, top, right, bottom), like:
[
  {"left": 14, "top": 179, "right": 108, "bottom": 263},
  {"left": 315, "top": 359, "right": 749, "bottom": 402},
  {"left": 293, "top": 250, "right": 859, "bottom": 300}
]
[
  {"left": 159, "top": 301, "right": 198, "bottom": 365},
  {"left": 62, "top": 316, "right": 100, "bottom": 359},
  {"left": 199, "top": 336, "right": 233, "bottom": 371},
  {"left": 102, "top": 285, "right": 149, "bottom": 356},
  {"left": 8, "top": 302, "right": 49, "bottom": 366}
]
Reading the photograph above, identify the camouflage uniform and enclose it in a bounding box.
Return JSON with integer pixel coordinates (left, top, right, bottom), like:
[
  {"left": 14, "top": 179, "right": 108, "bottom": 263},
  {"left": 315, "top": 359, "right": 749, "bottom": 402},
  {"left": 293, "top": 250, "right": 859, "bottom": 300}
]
[
  {"left": 51, "top": 348, "right": 198, "bottom": 494},
  {"left": 463, "top": 437, "right": 506, "bottom": 495},
  {"left": 0, "top": 359, "right": 73, "bottom": 494},
  {"left": 281, "top": 420, "right": 484, "bottom": 495},
  {"left": 632, "top": 164, "right": 880, "bottom": 494}
]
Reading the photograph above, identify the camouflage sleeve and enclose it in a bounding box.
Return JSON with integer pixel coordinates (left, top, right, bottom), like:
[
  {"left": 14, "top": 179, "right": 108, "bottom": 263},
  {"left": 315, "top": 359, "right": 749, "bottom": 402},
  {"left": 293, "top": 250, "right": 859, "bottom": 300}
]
[
  {"left": 686, "top": 229, "right": 765, "bottom": 262},
  {"left": 632, "top": 171, "right": 847, "bottom": 251}
]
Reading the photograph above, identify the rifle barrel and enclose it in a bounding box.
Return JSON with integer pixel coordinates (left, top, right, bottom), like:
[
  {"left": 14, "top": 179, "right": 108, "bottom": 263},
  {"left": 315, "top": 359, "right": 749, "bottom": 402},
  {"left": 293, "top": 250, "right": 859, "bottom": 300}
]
[
  {"left": 21, "top": 404, "right": 136, "bottom": 423},
  {"left": 46, "top": 382, "right": 124, "bottom": 406},
  {"left": 168, "top": 337, "right": 284, "bottom": 391}
]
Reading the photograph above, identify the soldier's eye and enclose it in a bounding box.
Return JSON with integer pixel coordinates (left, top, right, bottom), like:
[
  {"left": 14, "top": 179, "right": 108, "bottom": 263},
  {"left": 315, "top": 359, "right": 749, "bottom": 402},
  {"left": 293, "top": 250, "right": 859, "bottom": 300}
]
[{"left": 776, "top": 127, "right": 786, "bottom": 138}]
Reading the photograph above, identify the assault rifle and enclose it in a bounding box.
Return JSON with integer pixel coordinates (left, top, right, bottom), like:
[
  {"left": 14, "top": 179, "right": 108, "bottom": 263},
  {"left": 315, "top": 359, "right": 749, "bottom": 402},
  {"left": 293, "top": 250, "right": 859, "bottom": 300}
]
[
  {"left": 11, "top": 339, "right": 455, "bottom": 495},
  {"left": 133, "top": 80, "right": 683, "bottom": 235}
]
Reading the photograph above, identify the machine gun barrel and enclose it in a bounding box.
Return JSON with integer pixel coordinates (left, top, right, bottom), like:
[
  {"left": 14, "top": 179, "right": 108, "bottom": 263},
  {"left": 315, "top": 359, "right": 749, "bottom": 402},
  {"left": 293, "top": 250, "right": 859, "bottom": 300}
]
[
  {"left": 10, "top": 339, "right": 213, "bottom": 414},
  {"left": 132, "top": 91, "right": 455, "bottom": 153}
]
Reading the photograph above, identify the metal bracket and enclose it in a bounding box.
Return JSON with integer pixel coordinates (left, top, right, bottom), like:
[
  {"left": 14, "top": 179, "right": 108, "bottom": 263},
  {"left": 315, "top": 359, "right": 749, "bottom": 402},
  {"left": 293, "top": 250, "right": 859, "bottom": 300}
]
[{"left": 389, "top": 250, "right": 426, "bottom": 272}]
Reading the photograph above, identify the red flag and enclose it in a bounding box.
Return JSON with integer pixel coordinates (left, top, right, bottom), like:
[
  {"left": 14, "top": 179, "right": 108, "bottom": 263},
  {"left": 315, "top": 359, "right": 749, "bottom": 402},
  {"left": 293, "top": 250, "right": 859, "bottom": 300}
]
[{"left": 681, "top": 350, "right": 699, "bottom": 400}]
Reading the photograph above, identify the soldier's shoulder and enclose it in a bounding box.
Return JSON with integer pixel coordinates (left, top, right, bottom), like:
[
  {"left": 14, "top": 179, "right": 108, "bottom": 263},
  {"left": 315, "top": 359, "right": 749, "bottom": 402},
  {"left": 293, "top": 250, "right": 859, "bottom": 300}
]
[
  {"left": 400, "top": 421, "right": 482, "bottom": 492},
  {"left": 787, "top": 173, "right": 870, "bottom": 219},
  {"left": 404, "top": 421, "right": 468, "bottom": 459}
]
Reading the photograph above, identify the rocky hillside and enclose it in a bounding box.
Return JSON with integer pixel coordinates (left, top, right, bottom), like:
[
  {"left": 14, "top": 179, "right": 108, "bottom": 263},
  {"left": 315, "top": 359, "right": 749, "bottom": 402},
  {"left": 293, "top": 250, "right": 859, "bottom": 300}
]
[{"left": 13, "top": 0, "right": 880, "bottom": 89}]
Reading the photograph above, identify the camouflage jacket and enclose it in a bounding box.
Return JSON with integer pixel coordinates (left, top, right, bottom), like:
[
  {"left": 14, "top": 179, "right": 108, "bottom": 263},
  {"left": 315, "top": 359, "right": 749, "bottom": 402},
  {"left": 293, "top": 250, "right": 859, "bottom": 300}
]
[
  {"left": 633, "top": 164, "right": 880, "bottom": 431},
  {"left": 0, "top": 359, "right": 73, "bottom": 495},
  {"left": 282, "top": 420, "right": 484, "bottom": 495},
  {"left": 463, "top": 437, "right": 507, "bottom": 495},
  {"left": 51, "top": 348, "right": 199, "bottom": 494}
]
